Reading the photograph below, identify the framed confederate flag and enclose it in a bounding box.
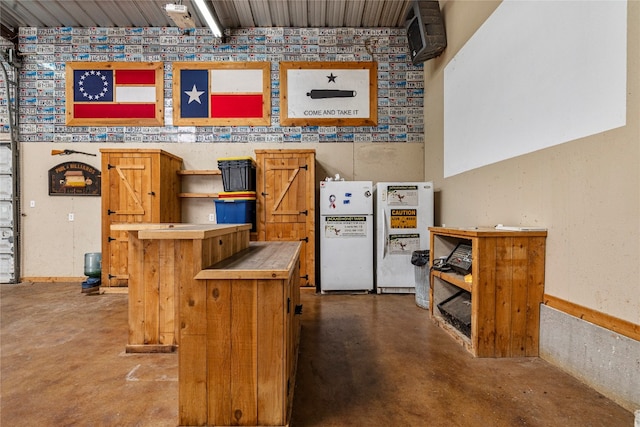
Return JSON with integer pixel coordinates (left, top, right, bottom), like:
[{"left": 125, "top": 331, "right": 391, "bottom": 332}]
[{"left": 65, "top": 62, "right": 164, "bottom": 126}]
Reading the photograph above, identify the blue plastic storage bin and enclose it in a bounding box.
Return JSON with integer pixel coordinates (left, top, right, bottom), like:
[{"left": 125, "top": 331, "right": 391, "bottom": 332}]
[{"left": 214, "top": 191, "right": 256, "bottom": 231}]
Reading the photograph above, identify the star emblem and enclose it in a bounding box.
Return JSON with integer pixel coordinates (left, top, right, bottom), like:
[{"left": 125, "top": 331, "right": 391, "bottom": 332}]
[
  {"left": 185, "top": 84, "right": 204, "bottom": 104},
  {"left": 77, "top": 70, "right": 109, "bottom": 100},
  {"left": 327, "top": 73, "right": 337, "bottom": 83}
]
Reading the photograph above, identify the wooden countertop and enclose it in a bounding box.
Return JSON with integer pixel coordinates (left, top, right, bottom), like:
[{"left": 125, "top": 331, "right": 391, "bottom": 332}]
[
  {"left": 195, "top": 241, "right": 302, "bottom": 280},
  {"left": 429, "top": 226, "right": 548, "bottom": 238},
  {"left": 110, "top": 223, "right": 251, "bottom": 239}
]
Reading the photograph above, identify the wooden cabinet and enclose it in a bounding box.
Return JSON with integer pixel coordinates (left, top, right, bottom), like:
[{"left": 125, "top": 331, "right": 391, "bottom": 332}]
[
  {"left": 429, "top": 227, "right": 547, "bottom": 357},
  {"left": 181, "top": 241, "right": 302, "bottom": 427},
  {"left": 100, "top": 149, "right": 182, "bottom": 289},
  {"left": 255, "top": 149, "right": 315, "bottom": 288}
]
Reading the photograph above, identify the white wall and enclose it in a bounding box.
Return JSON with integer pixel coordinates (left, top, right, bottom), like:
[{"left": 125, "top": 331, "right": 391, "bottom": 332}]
[
  {"left": 20, "top": 142, "right": 424, "bottom": 279},
  {"left": 426, "top": 0, "right": 639, "bottom": 326},
  {"left": 424, "top": 0, "right": 639, "bottom": 410}
]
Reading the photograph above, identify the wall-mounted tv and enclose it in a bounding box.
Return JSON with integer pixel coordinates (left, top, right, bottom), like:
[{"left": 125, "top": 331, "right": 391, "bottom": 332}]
[{"left": 405, "top": 1, "right": 447, "bottom": 65}]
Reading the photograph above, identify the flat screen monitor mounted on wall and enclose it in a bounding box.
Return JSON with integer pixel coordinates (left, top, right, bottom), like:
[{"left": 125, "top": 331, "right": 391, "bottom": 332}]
[{"left": 405, "top": 0, "right": 447, "bottom": 65}]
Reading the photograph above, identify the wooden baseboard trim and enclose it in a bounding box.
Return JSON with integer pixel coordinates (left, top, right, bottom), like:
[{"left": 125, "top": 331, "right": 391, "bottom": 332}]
[
  {"left": 126, "top": 344, "right": 176, "bottom": 353},
  {"left": 543, "top": 294, "right": 639, "bottom": 342},
  {"left": 20, "top": 277, "right": 84, "bottom": 283}
]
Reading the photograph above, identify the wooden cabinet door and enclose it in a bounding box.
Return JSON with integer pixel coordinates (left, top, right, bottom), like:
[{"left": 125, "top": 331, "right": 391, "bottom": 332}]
[
  {"left": 102, "top": 155, "right": 154, "bottom": 286},
  {"left": 258, "top": 151, "right": 315, "bottom": 287}
]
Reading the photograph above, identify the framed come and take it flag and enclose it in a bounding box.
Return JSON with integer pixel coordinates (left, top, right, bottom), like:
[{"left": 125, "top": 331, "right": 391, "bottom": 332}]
[
  {"left": 65, "top": 62, "right": 163, "bottom": 126},
  {"left": 280, "top": 61, "right": 377, "bottom": 127},
  {"left": 172, "top": 62, "right": 271, "bottom": 126}
]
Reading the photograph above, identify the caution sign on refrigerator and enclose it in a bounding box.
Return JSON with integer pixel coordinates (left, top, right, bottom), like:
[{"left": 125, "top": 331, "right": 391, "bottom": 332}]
[{"left": 390, "top": 209, "right": 417, "bottom": 229}]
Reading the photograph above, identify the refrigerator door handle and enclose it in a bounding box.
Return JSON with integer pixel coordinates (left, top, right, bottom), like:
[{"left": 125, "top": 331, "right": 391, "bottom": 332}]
[{"left": 382, "top": 209, "right": 388, "bottom": 259}]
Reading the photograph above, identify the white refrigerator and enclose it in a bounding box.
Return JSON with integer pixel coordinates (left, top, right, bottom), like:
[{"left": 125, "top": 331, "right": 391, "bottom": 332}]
[
  {"left": 375, "top": 182, "right": 434, "bottom": 293},
  {"left": 320, "top": 180, "right": 374, "bottom": 293}
]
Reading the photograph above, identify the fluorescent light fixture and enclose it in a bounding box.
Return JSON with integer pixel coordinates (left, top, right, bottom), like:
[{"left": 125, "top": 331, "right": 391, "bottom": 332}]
[
  {"left": 192, "top": 0, "right": 223, "bottom": 37},
  {"left": 165, "top": 4, "right": 196, "bottom": 28}
]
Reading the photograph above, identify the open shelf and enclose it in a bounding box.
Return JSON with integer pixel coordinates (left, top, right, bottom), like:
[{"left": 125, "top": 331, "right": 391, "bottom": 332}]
[
  {"left": 177, "top": 169, "right": 221, "bottom": 175},
  {"left": 178, "top": 169, "right": 221, "bottom": 198},
  {"left": 429, "top": 227, "right": 547, "bottom": 358}
]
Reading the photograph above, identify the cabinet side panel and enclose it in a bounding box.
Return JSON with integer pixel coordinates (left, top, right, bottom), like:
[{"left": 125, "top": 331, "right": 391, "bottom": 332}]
[
  {"left": 101, "top": 152, "right": 111, "bottom": 286},
  {"left": 231, "top": 279, "right": 258, "bottom": 425},
  {"left": 128, "top": 231, "right": 145, "bottom": 345},
  {"left": 207, "top": 279, "right": 233, "bottom": 426},
  {"left": 158, "top": 154, "right": 183, "bottom": 222},
  {"left": 178, "top": 241, "right": 207, "bottom": 335},
  {"left": 475, "top": 237, "right": 497, "bottom": 357},
  {"left": 287, "top": 260, "right": 301, "bottom": 411},
  {"left": 179, "top": 334, "right": 208, "bottom": 426},
  {"left": 159, "top": 239, "right": 176, "bottom": 345},
  {"left": 257, "top": 279, "right": 286, "bottom": 425},
  {"left": 494, "top": 237, "right": 514, "bottom": 357},
  {"left": 525, "top": 237, "right": 546, "bottom": 356},
  {"left": 509, "top": 236, "right": 530, "bottom": 357},
  {"left": 142, "top": 239, "right": 160, "bottom": 344}
]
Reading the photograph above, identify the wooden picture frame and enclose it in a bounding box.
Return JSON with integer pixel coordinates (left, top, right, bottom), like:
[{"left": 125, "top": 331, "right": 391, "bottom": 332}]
[
  {"left": 172, "top": 62, "right": 271, "bottom": 126},
  {"left": 65, "top": 62, "right": 163, "bottom": 126},
  {"left": 279, "top": 61, "right": 377, "bottom": 127}
]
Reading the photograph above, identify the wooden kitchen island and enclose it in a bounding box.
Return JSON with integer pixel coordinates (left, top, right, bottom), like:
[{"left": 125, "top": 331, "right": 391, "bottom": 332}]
[
  {"left": 179, "top": 241, "right": 302, "bottom": 427},
  {"left": 110, "top": 223, "right": 252, "bottom": 353}
]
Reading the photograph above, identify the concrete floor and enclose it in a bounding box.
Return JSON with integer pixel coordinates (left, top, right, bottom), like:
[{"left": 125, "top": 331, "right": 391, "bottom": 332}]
[{"left": 0, "top": 282, "right": 633, "bottom": 427}]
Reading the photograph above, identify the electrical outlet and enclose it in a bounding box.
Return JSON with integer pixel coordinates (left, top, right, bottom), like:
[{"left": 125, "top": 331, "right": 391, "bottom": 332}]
[
  {"left": 68, "top": 213, "right": 74, "bottom": 221},
  {"left": 208, "top": 213, "right": 215, "bottom": 222},
  {"left": 30, "top": 200, "right": 35, "bottom": 208}
]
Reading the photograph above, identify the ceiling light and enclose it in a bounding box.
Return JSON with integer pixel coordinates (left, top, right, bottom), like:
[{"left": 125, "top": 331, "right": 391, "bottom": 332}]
[
  {"left": 165, "top": 4, "right": 196, "bottom": 29},
  {"left": 192, "top": 0, "right": 223, "bottom": 37}
]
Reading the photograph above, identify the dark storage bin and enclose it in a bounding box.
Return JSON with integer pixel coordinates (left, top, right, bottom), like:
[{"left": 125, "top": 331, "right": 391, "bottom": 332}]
[
  {"left": 214, "top": 191, "right": 256, "bottom": 231},
  {"left": 217, "top": 157, "right": 256, "bottom": 192},
  {"left": 437, "top": 290, "right": 471, "bottom": 338}
]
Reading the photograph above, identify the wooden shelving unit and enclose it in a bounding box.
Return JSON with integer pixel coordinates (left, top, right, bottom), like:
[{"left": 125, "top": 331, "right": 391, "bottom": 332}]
[
  {"left": 177, "top": 169, "right": 221, "bottom": 198},
  {"left": 429, "top": 227, "right": 547, "bottom": 358}
]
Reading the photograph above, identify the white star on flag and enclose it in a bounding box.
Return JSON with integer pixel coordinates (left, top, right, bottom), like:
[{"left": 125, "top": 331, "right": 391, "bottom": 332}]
[{"left": 185, "top": 85, "right": 204, "bottom": 104}]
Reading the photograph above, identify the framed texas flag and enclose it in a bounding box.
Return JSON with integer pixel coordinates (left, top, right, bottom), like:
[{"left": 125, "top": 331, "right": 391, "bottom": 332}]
[
  {"left": 65, "top": 62, "right": 163, "bottom": 126},
  {"left": 172, "top": 62, "right": 271, "bottom": 126}
]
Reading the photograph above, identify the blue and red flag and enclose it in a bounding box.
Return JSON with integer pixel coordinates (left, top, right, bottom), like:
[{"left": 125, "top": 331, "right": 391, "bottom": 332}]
[
  {"left": 71, "top": 68, "right": 157, "bottom": 119},
  {"left": 179, "top": 68, "right": 264, "bottom": 119}
]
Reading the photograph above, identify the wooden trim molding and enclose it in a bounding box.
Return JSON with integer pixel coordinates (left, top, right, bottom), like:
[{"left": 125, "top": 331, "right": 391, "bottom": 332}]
[{"left": 544, "top": 294, "right": 640, "bottom": 342}]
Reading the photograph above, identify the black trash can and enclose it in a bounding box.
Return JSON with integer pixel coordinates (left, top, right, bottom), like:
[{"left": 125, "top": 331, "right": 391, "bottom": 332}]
[{"left": 411, "top": 250, "right": 430, "bottom": 309}]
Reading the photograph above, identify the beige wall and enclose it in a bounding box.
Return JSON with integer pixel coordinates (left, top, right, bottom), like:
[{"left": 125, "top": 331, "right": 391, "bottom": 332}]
[
  {"left": 20, "top": 142, "right": 424, "bottom": 279},
  {"left": 424, "top": 1, "right": 639, "bottom": 323}
]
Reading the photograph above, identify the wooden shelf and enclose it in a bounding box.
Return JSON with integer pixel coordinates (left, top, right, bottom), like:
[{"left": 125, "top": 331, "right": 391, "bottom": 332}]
[
  {"left": 178, "top": 192, "right": 219, "bottom": 198},
  {"left": 178, "top": 169, "right": 222, "bottom": 199},
  {"left": 431, "top": 270, "right": 472, "bottom": 292},
  {"left": 177, "top": 169, "right": 221, "bottom": 175}
]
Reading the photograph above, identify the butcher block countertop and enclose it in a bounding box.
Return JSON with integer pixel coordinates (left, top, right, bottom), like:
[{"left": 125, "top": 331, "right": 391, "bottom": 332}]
[
  {"left": 110, "top": 223, "right": 251, "bottom": 239},
  {"left": 195, "top": 241, "right": 302, "bottom": 280}
]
